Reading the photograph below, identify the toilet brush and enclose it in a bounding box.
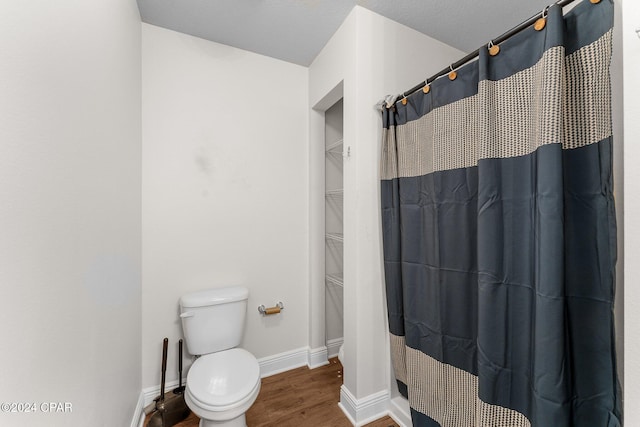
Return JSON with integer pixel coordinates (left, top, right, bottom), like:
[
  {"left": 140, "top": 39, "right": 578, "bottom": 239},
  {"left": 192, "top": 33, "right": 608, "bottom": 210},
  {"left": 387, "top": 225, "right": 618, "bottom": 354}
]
[
  {"left": 172, "top": 339, "right": 185, "bottom": 394},
  {"left": 146, "top": 338, "right": 190, "bottom": 427}
]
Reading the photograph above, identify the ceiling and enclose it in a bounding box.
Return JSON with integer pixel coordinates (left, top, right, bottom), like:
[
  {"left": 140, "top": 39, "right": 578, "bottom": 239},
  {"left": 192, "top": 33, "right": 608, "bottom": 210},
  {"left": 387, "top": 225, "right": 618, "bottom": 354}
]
[{"left": 137, "top": 0, "right": 554, "bottom": 66}]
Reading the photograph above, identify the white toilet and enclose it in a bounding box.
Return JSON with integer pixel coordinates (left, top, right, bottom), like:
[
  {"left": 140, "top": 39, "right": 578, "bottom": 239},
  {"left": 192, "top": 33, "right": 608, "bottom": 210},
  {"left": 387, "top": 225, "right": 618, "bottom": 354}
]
[{"left": 179, "top": 286, "right": 261, "bottom": 427}]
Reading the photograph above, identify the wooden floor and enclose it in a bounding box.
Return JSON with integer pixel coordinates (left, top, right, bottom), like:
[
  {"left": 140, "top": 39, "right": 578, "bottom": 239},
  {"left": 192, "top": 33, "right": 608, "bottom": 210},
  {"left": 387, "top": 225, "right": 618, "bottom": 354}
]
[{"left": 144, "top": 358, "right": 399, "bottom": 427}]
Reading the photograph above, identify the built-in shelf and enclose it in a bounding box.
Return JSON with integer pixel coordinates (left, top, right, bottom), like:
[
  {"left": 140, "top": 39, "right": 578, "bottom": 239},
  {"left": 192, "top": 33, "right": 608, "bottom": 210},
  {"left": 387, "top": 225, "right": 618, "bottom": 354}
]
[
  {"left": 325, "top": 274, "right": 344, "bottom": 288},
  {"left": 325, "top": 233, "right": 344, "bottom": 243},
  {"left": 326, "top": 139, "right": 343, "bottom": 154},
  {"left": 324, "top": 99, "right": 343, "bottom": 354}
]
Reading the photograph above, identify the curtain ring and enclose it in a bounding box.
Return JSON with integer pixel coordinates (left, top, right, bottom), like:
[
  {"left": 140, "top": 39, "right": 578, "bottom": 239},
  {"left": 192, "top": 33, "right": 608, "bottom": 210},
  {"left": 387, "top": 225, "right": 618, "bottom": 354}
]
[
  {"left": 488, "top": 40, "right": 500, "bottom": 56},
  {"left": 422, "top": 80, "right": 431, "bottom": 94},
  {"left": 448, "top": 65, "right": 457, "bottom": 81},
  {"left": 534, "top": 6, "right": 549, "bottom": 31}
]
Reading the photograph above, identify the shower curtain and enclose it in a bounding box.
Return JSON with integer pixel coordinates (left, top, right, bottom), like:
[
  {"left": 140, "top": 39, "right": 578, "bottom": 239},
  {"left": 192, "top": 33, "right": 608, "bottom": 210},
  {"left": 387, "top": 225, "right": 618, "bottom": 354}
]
[{"left": 380, "top": 1, "right": 620, "bottom": 426}]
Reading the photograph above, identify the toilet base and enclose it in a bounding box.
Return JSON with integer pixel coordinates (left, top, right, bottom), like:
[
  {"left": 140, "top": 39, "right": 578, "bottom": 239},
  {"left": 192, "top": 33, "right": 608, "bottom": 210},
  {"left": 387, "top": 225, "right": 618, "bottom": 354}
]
[{"left": 199, "top": 413, "right": 246, "bottom": 427}]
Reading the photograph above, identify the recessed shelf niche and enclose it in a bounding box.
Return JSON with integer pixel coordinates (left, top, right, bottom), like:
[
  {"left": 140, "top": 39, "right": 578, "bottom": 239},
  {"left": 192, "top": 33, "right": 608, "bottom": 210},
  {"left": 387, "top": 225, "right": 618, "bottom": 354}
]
[{"left": 324, "top": 99, "right": 343, "bottom": 358}]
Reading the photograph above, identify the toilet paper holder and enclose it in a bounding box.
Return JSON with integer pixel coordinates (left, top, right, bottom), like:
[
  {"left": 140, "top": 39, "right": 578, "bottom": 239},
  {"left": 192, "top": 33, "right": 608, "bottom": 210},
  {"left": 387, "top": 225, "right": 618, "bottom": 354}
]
[{"left": 258, "top": 301, "right": 284, "bottom": 315}]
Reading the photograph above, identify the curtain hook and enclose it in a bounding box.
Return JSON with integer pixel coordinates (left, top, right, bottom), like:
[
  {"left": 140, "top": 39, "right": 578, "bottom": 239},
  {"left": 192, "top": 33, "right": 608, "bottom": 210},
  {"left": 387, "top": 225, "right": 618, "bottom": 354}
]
[
  {"left": 448, "top": 65, "right": 457, "bottom": 81},
  {"left": 423, "top": 79, "right": 431, "bottom": 94},
  {"left": 401, "top": 92, "right": 408, "bottom": 105},
  {"left": 534, "top": 6, "right": 549, "bottom": 31},
  {"left": 488, "top": 40, "right": 500, "bottom": 56}
]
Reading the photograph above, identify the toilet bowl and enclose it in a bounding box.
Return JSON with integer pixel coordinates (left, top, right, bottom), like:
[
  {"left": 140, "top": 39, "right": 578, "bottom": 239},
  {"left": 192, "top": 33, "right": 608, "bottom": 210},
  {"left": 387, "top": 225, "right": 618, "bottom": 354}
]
[{"left": 184, "top": 348, "right": 261, "bottom": 427}]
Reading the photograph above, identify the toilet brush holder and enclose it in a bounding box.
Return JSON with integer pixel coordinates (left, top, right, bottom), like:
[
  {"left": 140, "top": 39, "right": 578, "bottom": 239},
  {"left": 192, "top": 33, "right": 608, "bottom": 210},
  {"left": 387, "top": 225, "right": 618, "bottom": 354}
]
[{"left": 146, "top": 338, "right": 190, "bottom": 427}]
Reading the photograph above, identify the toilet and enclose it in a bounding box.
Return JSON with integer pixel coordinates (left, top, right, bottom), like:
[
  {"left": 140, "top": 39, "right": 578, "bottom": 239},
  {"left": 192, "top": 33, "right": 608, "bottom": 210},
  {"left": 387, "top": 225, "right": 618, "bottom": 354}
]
[{"left": 179, "top": 286, "right": 261, "bottom": 427}]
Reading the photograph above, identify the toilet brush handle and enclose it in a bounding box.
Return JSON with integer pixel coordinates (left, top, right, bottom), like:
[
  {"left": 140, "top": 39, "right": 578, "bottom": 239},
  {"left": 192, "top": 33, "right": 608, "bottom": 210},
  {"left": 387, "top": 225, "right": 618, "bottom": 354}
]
[
  {"left": 160, "top": 338, "right": 168, "bottom": 401},
  {"left": 178, "top": 339, "right": 183, "bottom": 388}
]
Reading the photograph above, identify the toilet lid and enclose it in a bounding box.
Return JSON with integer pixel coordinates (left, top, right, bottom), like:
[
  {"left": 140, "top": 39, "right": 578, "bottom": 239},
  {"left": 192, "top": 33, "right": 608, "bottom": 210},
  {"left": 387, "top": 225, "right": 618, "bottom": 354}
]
[{"left": 187, "top": 348, "right": 260, "bottom": 408}]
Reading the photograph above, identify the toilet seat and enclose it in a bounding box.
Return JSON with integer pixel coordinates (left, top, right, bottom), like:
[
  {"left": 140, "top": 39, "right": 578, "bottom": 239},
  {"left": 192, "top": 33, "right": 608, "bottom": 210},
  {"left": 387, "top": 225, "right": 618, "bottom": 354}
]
[{"left": 186, "top": 348, "right": 260, "bottom": 412}]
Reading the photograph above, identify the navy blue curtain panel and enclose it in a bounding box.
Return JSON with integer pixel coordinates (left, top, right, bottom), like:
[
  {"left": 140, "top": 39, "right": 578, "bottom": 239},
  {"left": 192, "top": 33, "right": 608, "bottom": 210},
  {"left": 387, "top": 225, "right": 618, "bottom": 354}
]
[{"left": 380, "top": 1, "right": 620, "bottom": 426}]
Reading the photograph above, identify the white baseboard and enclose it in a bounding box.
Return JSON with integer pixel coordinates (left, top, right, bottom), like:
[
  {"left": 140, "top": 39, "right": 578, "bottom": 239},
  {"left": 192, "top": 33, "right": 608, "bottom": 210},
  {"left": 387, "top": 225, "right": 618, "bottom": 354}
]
[
  {"left": 307, "top": 345, "right": 330, "bottom": 369},
  {"left": 338, "top": 385, "right": 390, "bottom": 427},
  {"left": 388, "top": 395, "right": 411, "bottom": 427},
  {"left": 326, "top": 337, "right": 343, "bottom": 359},
  {"left": 130, "top": 391, "right": 145, "bottom": 427},
  {"left": 142, "top": 379, "right": 182, "bottom": 407},
  {"left": 258, "top": 346, "right": 309, "bottom": 377}
]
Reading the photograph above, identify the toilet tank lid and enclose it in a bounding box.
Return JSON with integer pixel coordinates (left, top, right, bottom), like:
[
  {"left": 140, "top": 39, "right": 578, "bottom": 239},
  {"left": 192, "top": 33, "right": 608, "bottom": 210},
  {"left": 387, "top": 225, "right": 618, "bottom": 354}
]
[{"left": 180, "top": 286, "right": 249, "bottom": 308}]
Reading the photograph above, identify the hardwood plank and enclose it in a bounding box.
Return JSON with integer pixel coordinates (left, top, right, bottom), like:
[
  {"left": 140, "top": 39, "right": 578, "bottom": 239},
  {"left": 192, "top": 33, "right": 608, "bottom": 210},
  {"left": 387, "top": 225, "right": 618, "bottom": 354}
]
[{"left": 144, "top": 358, "right": 399, "bottom": 427}]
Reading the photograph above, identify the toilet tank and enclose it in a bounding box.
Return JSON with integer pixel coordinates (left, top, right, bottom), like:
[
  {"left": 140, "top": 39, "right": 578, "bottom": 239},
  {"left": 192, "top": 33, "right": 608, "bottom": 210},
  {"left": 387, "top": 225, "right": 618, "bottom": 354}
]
[{"left": 179, "top": 286, "right": 249, "bottom": 356}]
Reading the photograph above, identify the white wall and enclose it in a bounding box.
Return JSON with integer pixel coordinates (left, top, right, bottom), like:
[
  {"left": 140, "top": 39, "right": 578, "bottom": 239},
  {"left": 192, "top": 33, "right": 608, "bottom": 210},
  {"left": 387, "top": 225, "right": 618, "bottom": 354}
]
[
  {"left": 141, "top": 24, "right": 309, "bottom": 388},
  {"left": 308, "top": 12, "right": 357, "bottom": 369},
  {"left": 0, "top": 1, "right": 142, "bottom": 426},
  {"left": 309, "top": 6, "right": 464, "bottom": 418},
  {"left": 622, "top": 0, "right": 640, "bottom": 422}
]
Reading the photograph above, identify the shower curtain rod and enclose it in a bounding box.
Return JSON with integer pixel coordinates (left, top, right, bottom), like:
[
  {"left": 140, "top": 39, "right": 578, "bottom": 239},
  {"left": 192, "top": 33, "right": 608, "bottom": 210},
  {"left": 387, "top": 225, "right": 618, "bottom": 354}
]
[{"left": 396, "top": 0, "right": 578, "bottom": 103}]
